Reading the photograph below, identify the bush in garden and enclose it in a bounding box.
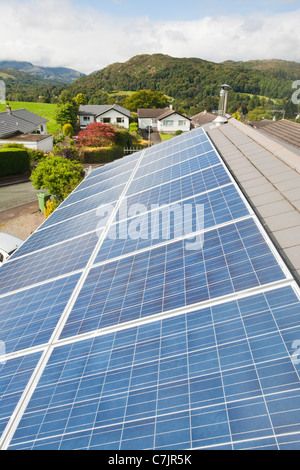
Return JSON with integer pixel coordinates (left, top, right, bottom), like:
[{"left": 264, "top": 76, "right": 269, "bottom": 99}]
[
  {"left": 44, "top": 199, "right": 57, "bottom": 219},
  {"left": 0, "top": 148, "right": 30, "bottom": 177},
  {"left": 30, "top": 155, "right": 84, "bottom": 204},
  {"left": 77, "top": 122, "right": 117, "bottom": 148},
  {"left": 63, "top": 123, "right": 74, "bottom": 137}
]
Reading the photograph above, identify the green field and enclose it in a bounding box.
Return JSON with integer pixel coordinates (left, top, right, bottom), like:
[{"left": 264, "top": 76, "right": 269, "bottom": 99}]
[
  {"left": 239, "top": 92, "right": 281, "bottom": 105},
  {"left": 0, "top": 101, "right": 59, "bottom": 134}
]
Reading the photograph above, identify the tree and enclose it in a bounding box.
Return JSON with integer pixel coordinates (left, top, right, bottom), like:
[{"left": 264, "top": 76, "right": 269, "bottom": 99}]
[
  {"left": 75, "top": 93, "right": 87, "bottom": 106},
  {"left": 124, "top": 90, "right": 169, "bottom": 112},
  {"left": 77, "top": 122, "right": 117, "bottom": 148},
  {"left": 55, "top": 90, "right": 79, "bottom": 129},
  {"left": 55, "top": 102, "right": 78, "bottom": 129},
  {"left": 30, "top": 155, "right": 84, "bottom": 204},
  {"left": 57, "top": 90, "right": 75, "bottom": 105},
  {"left": 247, "top": 106, "right": 273, "bottom": 121}
]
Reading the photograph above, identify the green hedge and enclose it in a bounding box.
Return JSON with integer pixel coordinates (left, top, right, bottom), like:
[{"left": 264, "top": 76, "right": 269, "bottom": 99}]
[
  {"left": 81, "top": 146, "right": 125, "bottom": 164},
  {"left": 0, "top": 148, "right": 30, "bottom": 177}
]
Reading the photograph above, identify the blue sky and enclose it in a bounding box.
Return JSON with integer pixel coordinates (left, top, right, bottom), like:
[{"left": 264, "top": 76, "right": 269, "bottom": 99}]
[{"left": 0, "top": 0, "right": 299, "bottom": 73}]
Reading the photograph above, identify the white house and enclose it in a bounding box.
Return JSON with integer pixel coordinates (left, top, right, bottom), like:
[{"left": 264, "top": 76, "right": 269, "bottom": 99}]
[
  {"left": 78, "top": 104, "right": 131, "bottom": 130},
  {"left": 157, "top": 109, "right": 191, "bottom": 133},
  {"left": 138, "top": 108, "right": 191, "bottom": 133},
  {"left": 0, "top": 104, "right": 53, "bottom": 151}
]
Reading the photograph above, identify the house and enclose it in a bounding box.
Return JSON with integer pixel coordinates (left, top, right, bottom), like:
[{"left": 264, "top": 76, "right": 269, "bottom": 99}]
[
  {"left": 138, "top": 107, "right": 191, "bottom": 133},
  {"left": 248, "top": 118, "right": 300, "bottom": 151},
  {"left": 191, "top": 110, "right": 217, "bottom": 128},
  {"left": 78, "top": 104, "right": 131, "bottom": 130},
  {"left": 0, "top": 104, "right": 53, "bottom": 152}
]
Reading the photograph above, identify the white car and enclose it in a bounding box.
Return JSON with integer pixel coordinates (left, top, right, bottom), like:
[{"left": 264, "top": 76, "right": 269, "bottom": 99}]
[{"left": 0, "top": 233, "right": 24, "bottom": 267}]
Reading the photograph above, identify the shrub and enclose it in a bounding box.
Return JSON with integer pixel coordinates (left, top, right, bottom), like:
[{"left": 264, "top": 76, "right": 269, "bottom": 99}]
[
  {"left": 63, "top": 123, "right": 74, "bottom": 137},
  {"left": 129, "top": 122, "right": 138, "bottom": 132},
  {"left": 30, "top": 155, "right": 84, "bottom": 204},
  {"left": 0, "top": 143, "right": 26, "bottom": 149},
  {"left": 44, "top": 199, "right": 57, "bottom": 219},
  {"left": 115, "top": 128, "right": 133, "bottom": 147},
  {"left": 80, "top": 146, "right": 125, "bottom": 164},
  {"left": 77, "top": 122, "right": 117, "bottom": 147},
  {"left": 60, "top": 147, "right": 82, "bottom": 161},
  {"left": 0, "top": 148, "right": 30, "bottom": 177},
  {"left": 27, "top": 148, "right": 46, "bottom": 163},
  {"left": 174, "top": 130, "right": 183, "bottom": 136}
]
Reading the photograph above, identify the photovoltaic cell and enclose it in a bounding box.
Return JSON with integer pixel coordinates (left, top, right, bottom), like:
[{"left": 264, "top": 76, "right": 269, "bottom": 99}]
[
  {"left": 127, "top": 156, "right": 222, "bottom": 196},
  {"left": 1, "top": 126, "right": 300, "bottom": 450},
  {"left": 0, "top": 231, "right": 99, "bottom": 296},
  {"left": 0, "top": 273, "right": 81, "bottom": 355},
  {"left": 9, "top": 208, "right": 104, "bottom": 260},
  {"left": 73, "top": 159, "right": 138, "bottom": 191},
  {"left": 0, "top": 352, "right": 42, "bottom": 437},
  {"left": 7, "top": 286, "right": 300, "bottom": 450},
  {"left": 59, "top": 218, "right": 285, "bottom": 340},
  {"left": 39, "top": 184, "right": 126, "bottom": 230},
  {"left": 125, "top": 165, "right": 231, "bottom": 208},
  {"left": 93, "top": 184, "right": 249, "bottom": 264},
  {"left": 58, "top": 170, "right": 133, "bottom": 209}
]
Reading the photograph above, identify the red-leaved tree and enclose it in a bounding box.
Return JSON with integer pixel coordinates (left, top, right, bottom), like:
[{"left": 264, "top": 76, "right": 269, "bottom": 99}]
[{"left": 77, "top": 122, "right": 117, "bottom": 147}]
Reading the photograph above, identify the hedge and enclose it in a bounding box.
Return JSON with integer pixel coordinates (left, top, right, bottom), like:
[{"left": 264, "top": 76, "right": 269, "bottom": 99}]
[
  {"left": 80, "top": 146, "right": 125, "bottom": 164},
  {"left": 0, "top": 148, "right": 30, "bottom": 177}
]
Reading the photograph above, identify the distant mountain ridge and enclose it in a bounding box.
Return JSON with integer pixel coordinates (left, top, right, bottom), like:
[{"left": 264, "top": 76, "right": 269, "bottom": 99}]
[
  {"left": 0, "top": 60, "right": 84, "bottom": 84},
  {"left": 68, "top": 53, "right": 300, "bottom": 112},
  {"left": 1, "top": 54, "right": 300, "bottom": 114},
  {"left": 221, "top": 59, "right": 300, "bottom": 74}
]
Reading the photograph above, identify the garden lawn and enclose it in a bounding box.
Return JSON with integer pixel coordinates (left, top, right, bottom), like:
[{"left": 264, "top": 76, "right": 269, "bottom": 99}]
[{"left": 160, "top": 134, "right": 173, "bottom": 141}]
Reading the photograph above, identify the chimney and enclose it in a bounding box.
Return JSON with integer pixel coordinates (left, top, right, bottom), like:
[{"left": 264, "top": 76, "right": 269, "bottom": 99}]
[
  {"left": 213, "top": 84, "right": 230, "bottom": 126},
  {"left": 6, "top": 103, "right": 12, "bottom": 114}
]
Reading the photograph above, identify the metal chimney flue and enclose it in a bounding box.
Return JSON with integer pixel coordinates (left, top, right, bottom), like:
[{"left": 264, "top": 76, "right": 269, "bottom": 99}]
[{"left": 213, "top": 84, "right": 230, "bottom": 126}]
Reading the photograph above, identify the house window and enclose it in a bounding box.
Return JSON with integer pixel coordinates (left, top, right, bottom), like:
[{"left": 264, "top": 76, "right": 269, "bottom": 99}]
[
  {"left": 163, "top": 120, "right": 174, "bottom": 126},
  {"left": 102, "top": 117, "right": 111, "bottom": 124},
  {"left": 83, "top": 116, "right": 90, "bottom": 121},
  {"left": 178, "top": 120, "right": 186, "bottom": 126},
  {"left": 116, "top": 117, "right": 124, "bottom": 123}
]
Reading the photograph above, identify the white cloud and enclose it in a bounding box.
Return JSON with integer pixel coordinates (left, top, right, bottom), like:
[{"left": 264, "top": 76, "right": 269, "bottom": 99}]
[{"left": 0, "top": 0, "right": 299, "bottom": 73}]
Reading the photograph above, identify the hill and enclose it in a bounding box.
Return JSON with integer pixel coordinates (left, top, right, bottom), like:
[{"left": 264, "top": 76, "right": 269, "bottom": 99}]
[
  {"left": 222, "top": 59, "right": 300, "bottom": 75},
  {"left": 0, "top": 67, "right": 64, "bottom": 102},
  {"left": 68, "top": 54, "right": 300, "bottom": 114},
  {"left": 0, "top": 60, "right": 84, "bottom": 84}
]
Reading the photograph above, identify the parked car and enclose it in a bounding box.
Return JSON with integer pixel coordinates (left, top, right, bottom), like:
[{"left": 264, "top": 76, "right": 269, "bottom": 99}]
[
  {"left": 0, "top": 233, "right": 24, "bottom": 267},
  {"left": 145, "top": 125, "right": 153, "bottom": 133}
]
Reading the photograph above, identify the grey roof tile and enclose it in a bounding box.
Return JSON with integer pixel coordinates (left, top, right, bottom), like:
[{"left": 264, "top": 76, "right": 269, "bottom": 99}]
[
  {"left": 206, "top": 117, "right": 300, "bottom": 284},
  {"left": 79, "top": 104, "right": 131, "bottom": 118},
  {"left": 11, "top": 109, "right": 48, "bottom": 124}
]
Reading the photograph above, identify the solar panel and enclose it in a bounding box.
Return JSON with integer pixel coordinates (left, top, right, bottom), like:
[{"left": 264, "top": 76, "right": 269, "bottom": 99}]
[{"left": 1, "top": 126, "right": 300, "bottom": 450}]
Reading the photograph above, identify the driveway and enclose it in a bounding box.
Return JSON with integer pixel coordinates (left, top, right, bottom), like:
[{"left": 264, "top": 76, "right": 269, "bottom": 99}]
[
  {"left": 0, "top": 181, "right": 42, "bottom": 213},
  {"left": 140, "top": 129, "right": 161, "bottom": 145},
  {"left": 0, "top": 180, "right": 44, "bottom": 238}
]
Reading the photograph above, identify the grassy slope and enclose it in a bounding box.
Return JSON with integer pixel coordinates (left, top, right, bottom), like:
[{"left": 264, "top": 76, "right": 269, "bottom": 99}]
[{"left": 0, "top": 101, "right": 59, "bottom": 134}]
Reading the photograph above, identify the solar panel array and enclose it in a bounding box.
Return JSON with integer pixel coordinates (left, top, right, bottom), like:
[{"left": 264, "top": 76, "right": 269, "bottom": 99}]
[{"left": 1, "top": 127, "right": 300, "bottom": 450}]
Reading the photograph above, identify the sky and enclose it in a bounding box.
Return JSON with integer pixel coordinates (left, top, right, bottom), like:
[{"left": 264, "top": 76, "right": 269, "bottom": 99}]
[{"left": 0, "top": 0, "right": 300, "bottom": 74}]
